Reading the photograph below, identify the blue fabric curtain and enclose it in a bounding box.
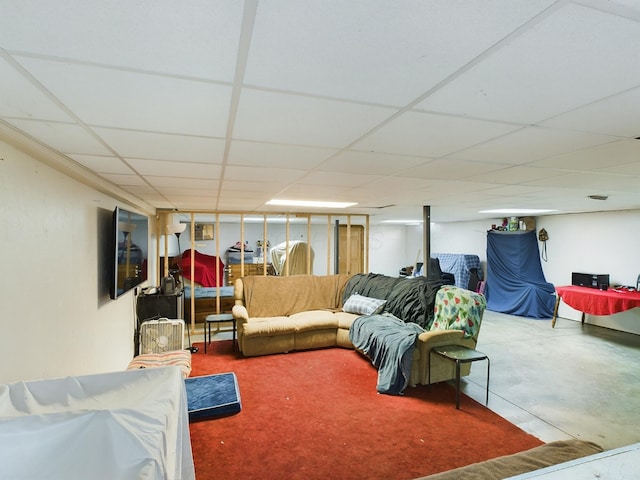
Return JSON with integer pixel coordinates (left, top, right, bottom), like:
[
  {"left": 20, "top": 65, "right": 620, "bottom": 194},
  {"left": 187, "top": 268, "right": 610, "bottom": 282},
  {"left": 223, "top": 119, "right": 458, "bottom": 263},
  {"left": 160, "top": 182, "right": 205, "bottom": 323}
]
[{"left": 486, "top": 230, "right": 555, "bottom": 318}]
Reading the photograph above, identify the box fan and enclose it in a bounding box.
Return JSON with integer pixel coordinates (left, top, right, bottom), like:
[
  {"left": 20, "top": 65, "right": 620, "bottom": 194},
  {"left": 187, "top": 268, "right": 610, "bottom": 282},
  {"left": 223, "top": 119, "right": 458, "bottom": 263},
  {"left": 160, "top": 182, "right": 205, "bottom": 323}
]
[{"left": 139, "top": 318, "right": 185, "bottom": 354}]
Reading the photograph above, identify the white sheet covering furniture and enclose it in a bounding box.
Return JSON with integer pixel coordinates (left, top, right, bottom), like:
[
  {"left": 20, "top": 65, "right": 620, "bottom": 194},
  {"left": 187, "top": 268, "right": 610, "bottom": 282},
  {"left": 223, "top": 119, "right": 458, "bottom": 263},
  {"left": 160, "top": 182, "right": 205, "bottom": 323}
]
[{"left": 0, "top": 366, "right": 195, "bottom": 480}]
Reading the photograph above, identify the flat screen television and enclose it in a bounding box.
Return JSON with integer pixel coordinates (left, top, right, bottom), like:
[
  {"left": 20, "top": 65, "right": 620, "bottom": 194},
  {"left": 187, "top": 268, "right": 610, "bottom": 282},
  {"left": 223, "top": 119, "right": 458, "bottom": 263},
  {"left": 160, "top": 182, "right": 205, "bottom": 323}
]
[{"left": 110, "top": 206, "right": 149, "bottom": 300}]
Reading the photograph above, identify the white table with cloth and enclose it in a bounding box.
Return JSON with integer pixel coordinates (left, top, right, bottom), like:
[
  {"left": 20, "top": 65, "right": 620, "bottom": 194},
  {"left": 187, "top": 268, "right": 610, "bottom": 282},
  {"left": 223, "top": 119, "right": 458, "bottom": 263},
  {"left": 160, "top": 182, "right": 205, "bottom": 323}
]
[{"left": 0, "top": 366, "right": 195, "bottom": 480}]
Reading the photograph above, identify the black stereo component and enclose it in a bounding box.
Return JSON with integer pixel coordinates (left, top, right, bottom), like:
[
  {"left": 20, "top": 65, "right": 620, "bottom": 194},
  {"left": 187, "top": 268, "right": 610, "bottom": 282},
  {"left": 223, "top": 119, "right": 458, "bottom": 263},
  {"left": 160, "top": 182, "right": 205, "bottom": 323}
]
[
  {"left": 136, "top": 291, "right": 184, "bottom": 321},
  {"left": 571, "top": 272, "right": 609, "bottom": 290}
]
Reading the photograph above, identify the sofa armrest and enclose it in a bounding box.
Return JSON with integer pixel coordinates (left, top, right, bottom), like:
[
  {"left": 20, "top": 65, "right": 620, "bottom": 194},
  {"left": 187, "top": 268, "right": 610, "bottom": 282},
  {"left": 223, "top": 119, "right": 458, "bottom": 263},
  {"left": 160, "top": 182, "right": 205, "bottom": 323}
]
[
  {"left": 232, "top": 304, "right": 249, "bottom": 322},
  {"left": 417, "top": 329, "right": 465, "bottom": 345}
]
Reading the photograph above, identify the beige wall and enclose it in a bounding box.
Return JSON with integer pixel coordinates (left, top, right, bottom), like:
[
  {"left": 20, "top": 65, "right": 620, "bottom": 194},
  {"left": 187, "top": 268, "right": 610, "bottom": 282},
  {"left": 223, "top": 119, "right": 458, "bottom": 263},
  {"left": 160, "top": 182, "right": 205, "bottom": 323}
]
[{"left": 0, "top": 139, "right": 148, "bottom": 384}]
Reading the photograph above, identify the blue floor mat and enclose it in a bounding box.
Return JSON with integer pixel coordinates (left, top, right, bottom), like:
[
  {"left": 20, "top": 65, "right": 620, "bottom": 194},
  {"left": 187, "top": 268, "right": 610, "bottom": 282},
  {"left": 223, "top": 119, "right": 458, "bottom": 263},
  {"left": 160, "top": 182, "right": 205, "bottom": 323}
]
[{"left": 185, "top": 372, "right": 241, "bottom": 421}]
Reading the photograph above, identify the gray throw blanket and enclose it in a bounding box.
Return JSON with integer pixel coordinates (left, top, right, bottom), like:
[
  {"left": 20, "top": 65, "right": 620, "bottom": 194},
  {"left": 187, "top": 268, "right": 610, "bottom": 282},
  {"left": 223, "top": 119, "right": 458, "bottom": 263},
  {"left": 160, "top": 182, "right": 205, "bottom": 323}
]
[{"left": 349, "top": 313, "right": 425, "bottom": 395}]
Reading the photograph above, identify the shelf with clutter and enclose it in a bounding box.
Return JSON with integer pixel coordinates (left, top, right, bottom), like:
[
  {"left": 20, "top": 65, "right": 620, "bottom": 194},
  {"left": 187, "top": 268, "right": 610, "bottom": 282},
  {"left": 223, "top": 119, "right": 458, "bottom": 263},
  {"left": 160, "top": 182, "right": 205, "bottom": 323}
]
[{"left": 489, "top": 216, "right": 536, "bottom": 233}]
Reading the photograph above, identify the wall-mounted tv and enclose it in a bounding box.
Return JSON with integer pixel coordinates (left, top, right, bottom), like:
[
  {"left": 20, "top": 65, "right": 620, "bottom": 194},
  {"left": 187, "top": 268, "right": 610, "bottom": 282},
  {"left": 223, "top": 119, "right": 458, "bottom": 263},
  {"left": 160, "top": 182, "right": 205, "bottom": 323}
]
[{"left": 110, "top": 206, "right": 149, "bottom": 300}]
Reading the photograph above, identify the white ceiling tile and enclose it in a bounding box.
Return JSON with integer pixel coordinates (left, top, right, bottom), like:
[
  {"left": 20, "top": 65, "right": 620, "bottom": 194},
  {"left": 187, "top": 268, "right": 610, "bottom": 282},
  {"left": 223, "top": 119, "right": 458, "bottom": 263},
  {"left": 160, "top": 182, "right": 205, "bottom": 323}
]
[
  {"left": 539, "top": 87, "right": 640, "bottom": 137},
  {"left": 154, "top": 187, "right": 218, "bottom": 198},
  {"left": 528, "top": 140, "right": 640, "bottom": 171},
  {"left": 120, "top": 185, "right": 163, "bottom": 196},
  {"left": 0, "top": 57, "right": 73, "bottom": 121},
  {"left": 128, "top": 159, "right": 222, "bottom": 179},
  {"left": 524, "top": 171, "right": 640, "bottom": 192},
  {"left": 296, "top": 171, "right": 385, "bottom": 188},
  {"left": 216, "top": 198, "right": 267, "bottom": 210},
  {"left": 246, "top": 0, "right": 556, "bottom": 105},
  {"left": 598, "top": 161, "right": 640, "bottom": 176},
  {"left": 452, "top": 126, "right": 619, "bottom": 164},
  {"left": 221, "top": 179, "right": 289, "bottom": 193},
  {"left": 16, "top": 57, "right": 232, "bottom": 136},
  {"left": 228, "top": 140, "right": 337, "bottom": 168},
  {"left": 435, "top": 180, "right": 505, "bottom": 194},
  {"left": 119, "top": 190, "right": 167, "bottom": 207},
  {"left": 395, "top": 159, "right": 509, "bottom": 180},
  {"left": 416, "top": 3, "right": 640, "bottom": 123},
  {"left": 100, "top": 173, "right": 147, "bottom": 186},
  {"left": 479, "top": 184, "right": 548, "bottom": 197},
  {"left": 6, "top": 119, "right": 111, "bottom": 155},
  {"left": 0, "top": 0, "right": 243, "bottom": 82},
  {"left": 163, "top": 196, "right": 220, "bottom": 210},
  {"left": 146, "top": 176, "right": 219, "bottom": 190},
  {"left": 93, "top": 128, "right": 226, "bottom": 163},
  {"left": 353, "top": 111, "right": 520, "bottom": 157},
  {"left": 278, "top": 184, "right": 361, "bottom": 201},
  {"left": 366, "top": 176, "right": 441, "bottom": 192},
  {"left": 318, "top": 151, "right": 430, "bottom": 175},
  {"left": 1, "top": 1, "right": 639, "bottom": 223},
  {"left": 233, "top": 89, "right": 397, "bottom": 148},
  {"left": 68, "top": 154, "right": 134, "bottom": 175},
  {"left": 224, "top": 165, "right": 308, "bottom": 184},
  {"left": 471, "top": 165, "right": 572, "bottom": 185}
]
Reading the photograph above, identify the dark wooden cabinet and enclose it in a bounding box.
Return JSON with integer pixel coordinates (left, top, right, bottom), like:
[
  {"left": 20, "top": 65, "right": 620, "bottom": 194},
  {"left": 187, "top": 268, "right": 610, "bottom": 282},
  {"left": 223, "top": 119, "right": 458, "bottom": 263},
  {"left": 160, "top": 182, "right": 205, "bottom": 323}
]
[{"left": 226, "top": 263, "right": 270, "bottom": 286}]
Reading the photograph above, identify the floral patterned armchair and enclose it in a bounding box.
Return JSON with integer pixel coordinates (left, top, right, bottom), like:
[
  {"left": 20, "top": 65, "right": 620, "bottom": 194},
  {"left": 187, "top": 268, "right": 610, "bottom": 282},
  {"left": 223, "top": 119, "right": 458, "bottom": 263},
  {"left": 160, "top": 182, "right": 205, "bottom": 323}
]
[{"left": 408, "top": 285, "right": 487, "bottom": 386}]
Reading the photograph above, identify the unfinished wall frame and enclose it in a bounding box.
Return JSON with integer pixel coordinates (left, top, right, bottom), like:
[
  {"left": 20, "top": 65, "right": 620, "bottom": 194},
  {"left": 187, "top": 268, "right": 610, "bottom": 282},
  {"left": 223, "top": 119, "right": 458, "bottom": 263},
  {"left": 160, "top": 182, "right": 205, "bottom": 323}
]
[{"left": 155, "top": 210, "right": 369, "bottom": 332}]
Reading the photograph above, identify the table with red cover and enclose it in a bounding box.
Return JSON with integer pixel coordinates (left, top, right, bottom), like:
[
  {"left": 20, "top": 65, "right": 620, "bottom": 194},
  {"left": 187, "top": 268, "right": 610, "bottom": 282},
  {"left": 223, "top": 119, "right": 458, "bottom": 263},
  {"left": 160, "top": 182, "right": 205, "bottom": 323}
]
[{"left": 552, "top": 285, "right": 640, "bottom": 327}]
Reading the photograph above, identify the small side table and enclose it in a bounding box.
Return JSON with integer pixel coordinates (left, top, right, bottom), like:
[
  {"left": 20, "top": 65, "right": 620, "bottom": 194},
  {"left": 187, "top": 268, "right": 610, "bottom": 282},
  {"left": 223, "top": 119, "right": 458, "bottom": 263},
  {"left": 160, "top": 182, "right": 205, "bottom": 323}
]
[
  {"left": 204, "top": 313, "right": 236, "bottom": 353},
  {"left": 429, "top": 345, "right": 490, "bottom": 409}
]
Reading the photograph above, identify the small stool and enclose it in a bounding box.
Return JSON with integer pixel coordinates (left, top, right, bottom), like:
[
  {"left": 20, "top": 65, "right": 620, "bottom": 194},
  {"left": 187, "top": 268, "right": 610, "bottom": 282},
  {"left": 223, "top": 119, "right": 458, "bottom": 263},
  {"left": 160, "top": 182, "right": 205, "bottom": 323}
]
[
  {"left": 205, "top": 313, "right": 236, "bottom": 353},
  {"left": 429, "top": 345, "right": 490, "bottom": 409}
]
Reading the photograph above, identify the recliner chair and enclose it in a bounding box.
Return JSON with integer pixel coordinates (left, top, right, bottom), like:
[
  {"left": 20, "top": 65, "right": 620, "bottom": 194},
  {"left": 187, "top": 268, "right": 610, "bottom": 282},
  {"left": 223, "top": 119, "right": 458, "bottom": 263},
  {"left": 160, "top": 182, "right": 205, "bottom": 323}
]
[{"left": 409, "top": 285, "right": 487, "bottom": 386}]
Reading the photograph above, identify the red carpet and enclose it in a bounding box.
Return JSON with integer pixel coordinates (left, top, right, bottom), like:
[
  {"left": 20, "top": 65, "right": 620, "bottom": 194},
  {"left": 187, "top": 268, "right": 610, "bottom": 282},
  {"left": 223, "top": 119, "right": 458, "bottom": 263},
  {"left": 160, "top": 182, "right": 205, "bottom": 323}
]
[{"left": 189, "top": 341, "right": 542, "bottom": 480}]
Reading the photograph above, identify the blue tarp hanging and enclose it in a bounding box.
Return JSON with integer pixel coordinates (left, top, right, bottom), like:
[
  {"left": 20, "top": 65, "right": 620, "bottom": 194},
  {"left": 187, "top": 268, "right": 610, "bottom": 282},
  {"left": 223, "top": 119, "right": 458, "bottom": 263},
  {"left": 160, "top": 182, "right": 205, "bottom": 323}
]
[{"left": 486, "top": 229, "right": 555, "bottom": 319}]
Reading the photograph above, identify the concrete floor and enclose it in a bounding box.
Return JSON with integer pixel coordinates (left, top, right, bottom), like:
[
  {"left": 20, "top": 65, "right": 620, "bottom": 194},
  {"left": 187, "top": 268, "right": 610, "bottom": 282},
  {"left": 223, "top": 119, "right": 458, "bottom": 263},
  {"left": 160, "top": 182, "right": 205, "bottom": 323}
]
[
  {"left": 191, "top": 310, "right": 640, "bottom": 451},
  {"left": 461, "top": 310, "right": 640, "bottom": 451}
]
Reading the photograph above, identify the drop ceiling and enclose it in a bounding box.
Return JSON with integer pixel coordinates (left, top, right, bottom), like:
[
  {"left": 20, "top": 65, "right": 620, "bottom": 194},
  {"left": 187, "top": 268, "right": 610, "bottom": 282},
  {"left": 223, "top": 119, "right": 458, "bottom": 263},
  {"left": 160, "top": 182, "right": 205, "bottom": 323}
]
[{"left": 1, "top": 0, "right": 640, "bottom": 223}]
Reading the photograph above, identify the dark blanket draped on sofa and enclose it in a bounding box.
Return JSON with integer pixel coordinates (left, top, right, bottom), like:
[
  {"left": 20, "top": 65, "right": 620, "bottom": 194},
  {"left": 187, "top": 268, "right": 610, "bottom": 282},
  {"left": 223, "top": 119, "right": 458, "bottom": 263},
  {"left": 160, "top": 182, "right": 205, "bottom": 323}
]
[
  {"left": 486, "top": 230, "right": 555, "bottom": 318},
  {"left": 350, "top": 314, "right": 424, "bottom": 395},
  {"left": 343, "top": 273, "right": 442, "bottom": 329}
]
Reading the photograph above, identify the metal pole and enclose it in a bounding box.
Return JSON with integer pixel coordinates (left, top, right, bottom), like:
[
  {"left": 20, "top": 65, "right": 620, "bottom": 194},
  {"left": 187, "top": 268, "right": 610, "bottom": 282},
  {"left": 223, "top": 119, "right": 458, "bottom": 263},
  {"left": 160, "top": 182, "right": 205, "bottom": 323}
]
[
  {"left": 423, "top": 205, "right": 431, "bottom": 278},
  {"left": 334, "top": 219, "right": 340, "bottom": 273}
]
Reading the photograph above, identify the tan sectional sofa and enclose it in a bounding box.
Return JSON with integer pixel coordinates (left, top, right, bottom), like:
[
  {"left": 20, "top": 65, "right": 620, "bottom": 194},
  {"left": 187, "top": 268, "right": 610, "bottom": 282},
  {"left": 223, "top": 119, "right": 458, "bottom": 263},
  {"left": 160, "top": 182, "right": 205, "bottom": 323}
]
[
  {"left": 416, "top": 439, "right": 603, "bottom": 479},
  {"left": 232, "top": 273, "right": 487, "bottom": 390},
  {"left": 232, "top": 274, "right": 357, "bottom": 357}
]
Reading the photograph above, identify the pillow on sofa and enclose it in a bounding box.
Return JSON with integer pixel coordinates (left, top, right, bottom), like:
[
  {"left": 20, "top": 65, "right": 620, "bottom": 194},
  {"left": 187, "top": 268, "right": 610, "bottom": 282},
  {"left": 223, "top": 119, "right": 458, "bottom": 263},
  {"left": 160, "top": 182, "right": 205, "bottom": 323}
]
[{"left": 343, "top": 294, "right": 387, "bottom": 316}]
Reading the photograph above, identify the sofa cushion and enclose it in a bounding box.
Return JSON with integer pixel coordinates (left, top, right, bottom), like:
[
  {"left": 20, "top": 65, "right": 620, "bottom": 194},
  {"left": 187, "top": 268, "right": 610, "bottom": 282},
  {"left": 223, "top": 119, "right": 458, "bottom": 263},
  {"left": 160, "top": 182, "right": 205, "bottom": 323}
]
[
  {"left": 290, "top": 310, "right": 339, "bottom": 332},
  {"left": 335, "top": 311, "right": 360, "bottom": 329},
  {"left": 343, "top": 294, "right": 387, "bottom": 315},
  {"left": 243, "top": 317, "right": 296, "bottom": 337}
]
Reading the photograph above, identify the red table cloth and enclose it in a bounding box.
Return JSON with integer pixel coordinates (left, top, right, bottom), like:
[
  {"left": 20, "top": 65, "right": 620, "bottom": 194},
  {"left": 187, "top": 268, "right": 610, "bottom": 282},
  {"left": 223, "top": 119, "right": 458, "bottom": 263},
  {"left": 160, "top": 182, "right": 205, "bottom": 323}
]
[{"left": 555, "top": 285, "right": 640, "bottom": 316}]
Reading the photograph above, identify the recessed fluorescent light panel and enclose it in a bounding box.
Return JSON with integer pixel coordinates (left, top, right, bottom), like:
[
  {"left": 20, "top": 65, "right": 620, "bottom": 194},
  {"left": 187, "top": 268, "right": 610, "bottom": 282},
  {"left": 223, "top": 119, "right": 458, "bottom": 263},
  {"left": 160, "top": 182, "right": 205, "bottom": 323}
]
[
  {"left": 380, "top": 219, "right": 425, "bottom": 225},
  {"left": 478, "top": 208, "right": 557, "bottom": 215},
  {"left": 266, "top": 199, "right": 357, "bottom": 209}
]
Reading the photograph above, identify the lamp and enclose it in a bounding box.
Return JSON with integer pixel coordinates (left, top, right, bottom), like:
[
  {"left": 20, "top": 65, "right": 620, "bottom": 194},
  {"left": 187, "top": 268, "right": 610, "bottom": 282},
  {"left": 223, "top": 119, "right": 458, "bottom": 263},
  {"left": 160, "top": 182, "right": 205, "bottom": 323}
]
[
  {"left": 164, "top": 223, "right": 187, "bottom": 279},
  {"left": 166, "top": 222, "right": 187, "bottom": 254}
]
